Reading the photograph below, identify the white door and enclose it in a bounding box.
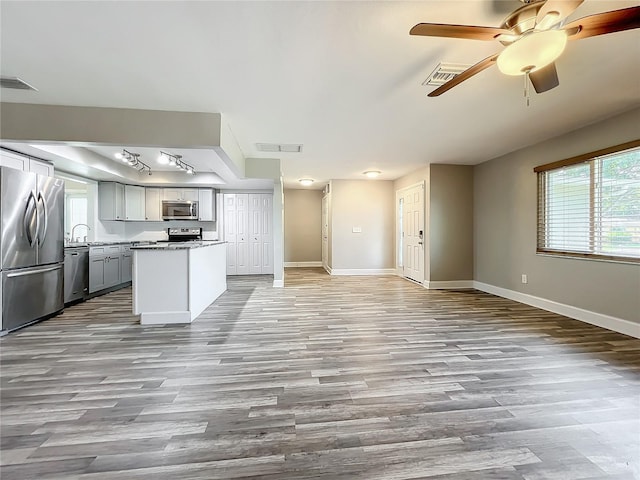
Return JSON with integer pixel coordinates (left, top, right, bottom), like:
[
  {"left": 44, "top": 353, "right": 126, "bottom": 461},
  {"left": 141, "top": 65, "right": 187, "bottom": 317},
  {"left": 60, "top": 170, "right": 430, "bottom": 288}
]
[
  {"left": 322, "top": 195, "right": 329, "bottom": 270},
  {"left": 223, "top": 194, "right": 238, "bottom": 274},
  {"left": 248, "top": 194, "right": 262, "bottom": 274},
  {"left": 400, "top": 183, "right": 424, "bottom": 283},
  {"left": 236, "top": 194, "right": 249, "bottom": 274},
  {"left": 260, "top": 194, "right": 273, "bottom": 274}
]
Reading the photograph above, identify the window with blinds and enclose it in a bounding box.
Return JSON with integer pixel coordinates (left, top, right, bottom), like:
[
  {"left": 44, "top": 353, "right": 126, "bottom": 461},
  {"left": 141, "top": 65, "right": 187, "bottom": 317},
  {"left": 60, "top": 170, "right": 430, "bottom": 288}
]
[{"left": 536, "top": 141, "right": 640, "bottom": 263}]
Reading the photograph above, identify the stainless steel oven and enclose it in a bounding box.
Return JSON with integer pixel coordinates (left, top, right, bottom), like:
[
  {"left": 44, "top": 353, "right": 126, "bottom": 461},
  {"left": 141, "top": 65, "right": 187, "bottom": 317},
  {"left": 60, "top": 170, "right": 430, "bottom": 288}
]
[{"left": 162, "top": 201, "right": 198, "bottom": 220}]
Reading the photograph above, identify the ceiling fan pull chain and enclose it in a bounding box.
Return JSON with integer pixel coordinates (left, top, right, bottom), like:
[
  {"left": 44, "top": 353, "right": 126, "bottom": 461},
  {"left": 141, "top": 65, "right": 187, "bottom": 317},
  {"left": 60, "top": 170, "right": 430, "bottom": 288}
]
[{"left": 524, "top": 71, "right": 531, "bottom": 107}]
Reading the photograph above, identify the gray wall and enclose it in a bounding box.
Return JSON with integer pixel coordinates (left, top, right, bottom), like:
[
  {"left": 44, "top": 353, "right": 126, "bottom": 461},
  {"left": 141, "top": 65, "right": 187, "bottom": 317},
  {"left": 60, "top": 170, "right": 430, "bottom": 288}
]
[
  {"left": 330, "top": 180, "right": 395, "bottom": 270},
  {"left": 474, "top": 107, "right": 640, "bottom": 323},
  {"left": 284, "top": 188, "right": 323, "bottom": 263},
  {"left": 430, "top": 164, "right": 474, "bottom": 282},
  {"left": 394, "top": 164, "right": 473, "bottom": 282},
  {"left": 1, "top": 103, "right": 222, "bottom": 148}
]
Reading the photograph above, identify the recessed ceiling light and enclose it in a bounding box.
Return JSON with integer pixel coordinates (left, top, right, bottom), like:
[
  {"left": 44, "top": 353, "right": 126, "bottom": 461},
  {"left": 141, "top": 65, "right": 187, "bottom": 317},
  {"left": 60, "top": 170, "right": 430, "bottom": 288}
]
[
  {"left": 299, "top": 178, "right": 314, "bottom": 187},
  {"left": 364, "top": 170, "right": 381, "bottom": 178}
]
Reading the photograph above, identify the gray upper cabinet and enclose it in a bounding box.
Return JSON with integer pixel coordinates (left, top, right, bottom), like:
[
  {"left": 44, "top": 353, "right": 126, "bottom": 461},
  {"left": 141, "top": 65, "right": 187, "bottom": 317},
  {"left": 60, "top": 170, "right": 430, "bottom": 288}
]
[
  {"left": 198, "top": 189, "right": 215, "bottom": 221},
  {"left": 99, "top": 182, "right": 214, "bottom": 222},
  {"left": 99, "top": 182, "right": 125, "bottom": 221},
  {"left": 124, "top": 185, "right": 145, "bottom": 221},
  {"left": 29, "top": 158, "right": 55, "bottom": 177},
  {"left": 145, "top": 188, "right": 162, "bottom": 221},
  {"left": 0, "top": 149, "right": 54, "bottom": 177},
  {"left": 163, "top": 188, "right": 198, "bottom": 201}
]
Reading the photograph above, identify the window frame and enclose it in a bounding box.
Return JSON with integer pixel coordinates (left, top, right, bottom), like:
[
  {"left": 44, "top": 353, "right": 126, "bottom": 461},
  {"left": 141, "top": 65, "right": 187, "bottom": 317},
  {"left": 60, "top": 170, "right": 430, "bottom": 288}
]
[{"left": 535, "top": 139, "right": 640, "bottom": 264}]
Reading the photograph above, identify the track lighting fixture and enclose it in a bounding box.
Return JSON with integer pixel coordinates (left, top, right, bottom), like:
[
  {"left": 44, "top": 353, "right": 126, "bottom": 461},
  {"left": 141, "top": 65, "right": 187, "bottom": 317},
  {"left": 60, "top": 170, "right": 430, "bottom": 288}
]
[
  {"left": 115, "top": 149, "right": 152, "bottom": 175},
  {"left": 159, "top": 151, "right": 195, "bottom": 174}
]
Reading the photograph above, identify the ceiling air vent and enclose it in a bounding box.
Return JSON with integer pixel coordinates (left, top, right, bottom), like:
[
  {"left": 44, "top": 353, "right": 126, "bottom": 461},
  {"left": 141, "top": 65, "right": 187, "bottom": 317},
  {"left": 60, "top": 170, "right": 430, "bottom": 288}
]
[
  {"left": 0, "top": 76, "right": 38, "bottom": 91},
  {"left": 256, "top": 143, "right": 303, "bottom": 153},
  {"left": 422, "top": 63, "right": 472, "bottom": 87}
]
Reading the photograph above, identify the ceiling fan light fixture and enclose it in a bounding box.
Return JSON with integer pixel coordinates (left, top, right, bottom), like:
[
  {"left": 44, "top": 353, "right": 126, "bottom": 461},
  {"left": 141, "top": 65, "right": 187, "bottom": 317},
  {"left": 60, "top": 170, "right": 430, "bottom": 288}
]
[
  {"left": 536, "top": 11, "right": 561, "bottom": 31},
  {"left": 497, "top": 30, "right": 567, "bottom": 76}
]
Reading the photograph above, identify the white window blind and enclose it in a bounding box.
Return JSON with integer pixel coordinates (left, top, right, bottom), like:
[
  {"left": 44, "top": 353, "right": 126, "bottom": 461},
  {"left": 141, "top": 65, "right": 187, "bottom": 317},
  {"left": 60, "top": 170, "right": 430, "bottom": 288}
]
[{"left": 537, "top": 144, "right": 640, "bottom": 263}]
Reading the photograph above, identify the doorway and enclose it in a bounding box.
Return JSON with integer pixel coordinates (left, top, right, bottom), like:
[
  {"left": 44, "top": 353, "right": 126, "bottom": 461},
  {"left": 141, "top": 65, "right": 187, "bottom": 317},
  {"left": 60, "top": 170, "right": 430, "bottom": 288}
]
[
  {"left": 397, "top": 182, "right": 424, "bottom": 284},
  {"left": 321, "top": 194, "right": 329, "bottom": 272}
]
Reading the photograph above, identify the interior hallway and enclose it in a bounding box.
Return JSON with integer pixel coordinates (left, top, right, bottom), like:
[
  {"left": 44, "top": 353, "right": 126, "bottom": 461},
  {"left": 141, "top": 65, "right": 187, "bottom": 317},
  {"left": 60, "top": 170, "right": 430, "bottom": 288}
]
[{"left": 1, "top": 268, "right": 639, "bottom": 479}]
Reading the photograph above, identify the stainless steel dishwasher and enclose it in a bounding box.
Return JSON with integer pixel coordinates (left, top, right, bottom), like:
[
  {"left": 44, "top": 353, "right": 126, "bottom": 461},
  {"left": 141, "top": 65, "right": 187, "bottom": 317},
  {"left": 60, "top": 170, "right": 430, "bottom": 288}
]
[{"left": 64, "top": 246, "right": 89, "bottom": 304}]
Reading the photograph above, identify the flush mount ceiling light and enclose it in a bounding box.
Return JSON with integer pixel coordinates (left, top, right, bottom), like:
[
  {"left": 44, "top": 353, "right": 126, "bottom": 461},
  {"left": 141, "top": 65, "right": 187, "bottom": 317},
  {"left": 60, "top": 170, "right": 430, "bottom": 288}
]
[
  {"left": 299, "top": 178, "right": 314, "bottom": 187},
  {"left": 115, "top": 149, "right": 151, "bottom": 175},
  {"left": 160, "top": 151, "right": 195, "bottom": 175},
  {"left": 364, "top": 170, "right": 381, "bottom": 178}
]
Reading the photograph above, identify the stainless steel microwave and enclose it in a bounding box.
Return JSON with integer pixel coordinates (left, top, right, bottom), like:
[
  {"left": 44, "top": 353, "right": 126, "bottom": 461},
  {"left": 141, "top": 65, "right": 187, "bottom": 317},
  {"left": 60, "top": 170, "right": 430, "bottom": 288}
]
[{"left": 162, "top": 200, "right": 198, "bottom": 220}]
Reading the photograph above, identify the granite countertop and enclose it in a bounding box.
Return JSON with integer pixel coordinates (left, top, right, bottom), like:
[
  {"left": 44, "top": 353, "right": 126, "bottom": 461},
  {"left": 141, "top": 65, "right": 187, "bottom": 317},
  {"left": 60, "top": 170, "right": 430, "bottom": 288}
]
[
  {"left": 130, "top": 241, "right": 225, "bottom": 250},
  {"left": 65, "top": 241, "right": 157, "bottom": 248}
]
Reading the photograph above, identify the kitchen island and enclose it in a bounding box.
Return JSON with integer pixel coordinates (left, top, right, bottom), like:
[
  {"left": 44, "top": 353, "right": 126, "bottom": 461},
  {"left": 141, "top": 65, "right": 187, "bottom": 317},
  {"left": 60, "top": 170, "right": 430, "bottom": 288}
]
[{"left": 131, "top": 241, "right": 226, "bottom": 325}]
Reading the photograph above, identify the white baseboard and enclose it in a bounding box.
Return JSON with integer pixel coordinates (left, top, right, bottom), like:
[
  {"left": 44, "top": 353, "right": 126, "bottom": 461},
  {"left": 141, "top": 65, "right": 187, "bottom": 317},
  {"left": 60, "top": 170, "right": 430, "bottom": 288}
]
[
  {"left": 424, "top": 280, "right": 475, "bottom": 290},
  {"left": 329, "top": 268, "right": 396, "bottom": 276},
  {"left": 474, "top": 281, "right": 640, "bottom": 339},
  {"left": 273, "top": 279, "right": 284, "bottom": 288},
  {"left": 284, "top": 261, "right": 323, "bottom": 268}
]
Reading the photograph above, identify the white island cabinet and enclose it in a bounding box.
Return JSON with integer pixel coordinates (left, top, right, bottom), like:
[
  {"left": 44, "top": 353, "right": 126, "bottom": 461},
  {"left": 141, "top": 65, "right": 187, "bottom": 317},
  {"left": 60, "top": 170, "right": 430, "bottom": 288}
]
[{"left": 131, "top": 242, "right": 226, "bottom": 325}]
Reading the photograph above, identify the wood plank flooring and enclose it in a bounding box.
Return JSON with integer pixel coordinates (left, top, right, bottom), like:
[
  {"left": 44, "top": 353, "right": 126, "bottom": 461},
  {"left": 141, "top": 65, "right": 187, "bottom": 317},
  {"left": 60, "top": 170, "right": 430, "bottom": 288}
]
[{"left": 1, "top": 268, "right": 639, "bottom": 479}]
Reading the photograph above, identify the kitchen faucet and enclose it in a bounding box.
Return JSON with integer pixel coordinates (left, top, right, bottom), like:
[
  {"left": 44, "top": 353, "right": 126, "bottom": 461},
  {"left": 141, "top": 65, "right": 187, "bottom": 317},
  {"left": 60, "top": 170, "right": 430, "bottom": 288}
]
[{"left": 71, "top": 223, "right": 91, "bottom": 242}]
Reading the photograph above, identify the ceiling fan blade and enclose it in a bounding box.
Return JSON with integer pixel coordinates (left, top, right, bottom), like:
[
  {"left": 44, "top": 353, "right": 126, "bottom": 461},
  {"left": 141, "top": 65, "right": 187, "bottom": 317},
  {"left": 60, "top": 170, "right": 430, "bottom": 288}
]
[
  {"left": 535, "top": 0, "right": 584, "bottom": 29},
  {"left": 564, "top": 6, "right": 640, "bottom": 40},
  {"left": 428, "top": 54, "right": 499, "bottom": 97},
  {"left": 529, "top": 63, "right": 560, "bottom": 93},
  {"left": 410, "top": 23, "right": 511, "bottom": 40}
]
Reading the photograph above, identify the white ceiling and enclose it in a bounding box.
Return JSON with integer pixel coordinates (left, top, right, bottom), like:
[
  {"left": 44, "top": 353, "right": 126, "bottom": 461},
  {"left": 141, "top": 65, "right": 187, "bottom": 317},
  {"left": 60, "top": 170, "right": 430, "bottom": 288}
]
[{"left": 1, "top": 1, "right": 639, "bottom": 188}]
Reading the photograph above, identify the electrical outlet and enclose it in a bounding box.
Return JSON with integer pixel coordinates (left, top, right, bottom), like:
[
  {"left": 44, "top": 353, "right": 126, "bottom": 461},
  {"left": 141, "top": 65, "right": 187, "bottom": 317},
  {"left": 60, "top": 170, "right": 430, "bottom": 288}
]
[{"left": 521, "top": 274, "right": 528, "bottom": 284}]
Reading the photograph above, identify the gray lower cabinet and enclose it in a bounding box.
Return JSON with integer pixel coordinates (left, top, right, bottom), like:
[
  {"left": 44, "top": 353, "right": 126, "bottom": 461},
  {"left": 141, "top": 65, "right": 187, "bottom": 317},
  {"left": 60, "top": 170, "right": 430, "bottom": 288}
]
[
  {"left": 89, "top": 256, "right": 107, "bottom": 293},
  {"left": 104, "top": 255, "right": 120, "bottom": 288},
  {"left": 88, "top": 244, "right": 131, "bottom": 294},
  {"left": 121, "top": 251, "right": 132, "bottom": 283}
]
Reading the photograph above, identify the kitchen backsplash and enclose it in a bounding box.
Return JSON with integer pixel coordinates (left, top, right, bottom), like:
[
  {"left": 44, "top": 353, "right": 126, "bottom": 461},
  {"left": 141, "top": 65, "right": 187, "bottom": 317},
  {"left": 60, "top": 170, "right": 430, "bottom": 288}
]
[{"left": 95, "top": 220, "right": 218, "bottom": 242}]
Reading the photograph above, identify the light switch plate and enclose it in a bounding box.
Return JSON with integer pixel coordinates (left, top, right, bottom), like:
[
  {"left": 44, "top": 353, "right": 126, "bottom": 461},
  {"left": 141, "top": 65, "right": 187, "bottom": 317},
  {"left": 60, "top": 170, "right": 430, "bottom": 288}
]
[{"left": 352, "top": 226, "right": 362, "bottom": 233}]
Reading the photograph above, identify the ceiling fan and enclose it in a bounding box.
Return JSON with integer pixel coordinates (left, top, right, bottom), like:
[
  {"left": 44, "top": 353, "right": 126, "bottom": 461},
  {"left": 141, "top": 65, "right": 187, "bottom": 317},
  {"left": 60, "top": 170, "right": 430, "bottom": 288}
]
[{"left": 410, "top": 0, "right": 640, "bottom": 97}]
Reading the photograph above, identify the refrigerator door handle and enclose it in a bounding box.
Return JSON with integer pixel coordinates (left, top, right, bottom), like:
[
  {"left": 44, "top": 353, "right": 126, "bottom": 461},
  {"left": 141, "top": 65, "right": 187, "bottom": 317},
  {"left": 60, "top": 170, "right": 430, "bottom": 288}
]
[
  {"left": 6, "top": 264, "right": 62, "bottom": 278},
  {"left": 23, "top": 190, "right": 38, "bottom": 247},
  {"left": 37, "top": 192, "right": 49, "bottom": 244}
]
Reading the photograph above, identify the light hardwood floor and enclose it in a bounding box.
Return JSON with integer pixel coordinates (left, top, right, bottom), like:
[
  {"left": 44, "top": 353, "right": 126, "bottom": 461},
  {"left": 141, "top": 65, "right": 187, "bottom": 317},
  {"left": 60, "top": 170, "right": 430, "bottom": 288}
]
[{"left": 1, "top": 268, "right": 639, "bottom": 479}]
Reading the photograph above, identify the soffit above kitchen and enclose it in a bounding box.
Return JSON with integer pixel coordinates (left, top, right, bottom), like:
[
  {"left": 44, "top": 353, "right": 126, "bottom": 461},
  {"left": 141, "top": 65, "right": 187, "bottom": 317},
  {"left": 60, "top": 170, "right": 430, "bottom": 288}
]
[
  {"left": 0, "top": 103, "right": 274, "bottom": 189},
  {"left": 1, "top": 1, "right": 638, "bottom": 188}
]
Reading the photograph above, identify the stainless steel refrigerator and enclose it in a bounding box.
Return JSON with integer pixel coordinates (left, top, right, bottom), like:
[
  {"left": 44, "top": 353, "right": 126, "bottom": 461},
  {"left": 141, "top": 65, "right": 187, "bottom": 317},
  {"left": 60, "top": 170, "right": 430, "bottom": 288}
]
[{"left": 1, "top": 167, "right": 64, "bottom": 332}]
